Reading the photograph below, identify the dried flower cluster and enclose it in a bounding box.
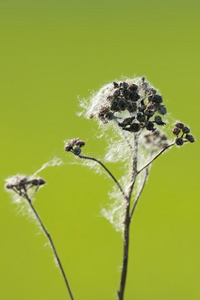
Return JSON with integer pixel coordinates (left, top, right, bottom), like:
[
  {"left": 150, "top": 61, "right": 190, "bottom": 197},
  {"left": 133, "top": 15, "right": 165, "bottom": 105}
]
[
  {"left": 172, "top": 122, "right": 195, "bottom": 146},
  {"left": 64, "top": 138, "right": 85, "bottom": 155},
  {"left": 144, "top": 130, "right": 169, "bottom": 150},
  {"left": 5, "top": 175, "right": 45, "bottom": 197},
  {"left": 90, "top": 77, "right": 167, "bottom": 134},
  {"left": 5, "top": 75, "right": 196, "bottom": 300}
]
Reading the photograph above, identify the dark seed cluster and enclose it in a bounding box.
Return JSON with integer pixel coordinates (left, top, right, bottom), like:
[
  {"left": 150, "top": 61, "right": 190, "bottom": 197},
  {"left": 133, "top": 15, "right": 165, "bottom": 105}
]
[
  {"left": 5, "top": 176, "right": 45, "bottom": 194},
  {"left": 97, "top": 77, "right": 167, "bottom": 133},
  {"left": 172, "top": 122, "right": 195, "bottom": 146},
  {"left": 64, "top": 138, "right": 85, "bottom": 155},
  {"left": 144, "top": 130, "right": 169, "bottom": 149}
]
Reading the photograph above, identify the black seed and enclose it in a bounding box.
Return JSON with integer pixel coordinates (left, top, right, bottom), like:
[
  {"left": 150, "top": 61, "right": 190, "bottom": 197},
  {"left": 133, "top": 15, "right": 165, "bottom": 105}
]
[
  {"left": 129, "top": 123, "right": 141, "bottom": 132},
  {"left": 127, "top": 102, "right": 137, "bottom": 113},
  {"left": 129, "top": 92, "right": 140, "bottom": 101},
  {"left": 137, "top": 112, "right": 146, "bottom": 122},
  {"left": 148, "top": 94, "right": 163, "bottom": 104},
  {"left": 185, "top": 134, "right": 195, "bottom": 143},
  {"left": 129, "top": 84, "right": 138, "bottom": 92},
  {"left": 182, "top": 126, "right": 190, "bottom": 134},
  {"left": 73, "top": 147, "right": 81, "bottom": 155},
  {"left": 145, "top": 121, "right": 155, "bottom": 131},
  {"left": 113, "top": 82, "right": 119, "bottom": 88},
  {"left": 144, "top": 110, "right": 155, "bottom": 117},
  {"left": 175, "top": 137, "right": 184, "bottom": 146},
  {"left": 65, "top": 143, "right": 73, "bottom": 151},
  {"left": 154, "top": 115, "right": 165, "bottom": 125},
  {"left": 113, "top": 89, "right": 120, "bottom": 98},
  {"left": 175, "top": 122, "right": 184, "bottom": 129},
  {"left": 118, "top": 98, "right": 127, "bottom": 111},
  {"left": 172, "top": 127, "right": 181, "bottom": 135},
  {"left": 157, "top": 105, "right": 167, "bottom": 115}
]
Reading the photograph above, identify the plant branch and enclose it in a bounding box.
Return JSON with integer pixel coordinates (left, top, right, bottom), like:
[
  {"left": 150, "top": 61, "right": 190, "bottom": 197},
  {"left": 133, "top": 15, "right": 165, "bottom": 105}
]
[
  {"left": 117, "top": 133, "right": 138, "bottom": 300},
  {"left": 130, "top": 167, "right": 149, "bottom": 220},
  {"left": 78, "top": 154, "right": 127, "bottom": 201},
  {"left": 138, "top": 142, "right": 175, "bottom": 174},
  {"left": 24, "top": 195, "right": 74, "bottom": 300}
]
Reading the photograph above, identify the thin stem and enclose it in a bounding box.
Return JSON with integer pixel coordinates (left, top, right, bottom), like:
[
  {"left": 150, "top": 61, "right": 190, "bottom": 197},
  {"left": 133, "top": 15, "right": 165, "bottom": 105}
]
[
  {"left": 24, "top": 195, "right": 74, "bottom": 300},
  {"left": 78, "top": 154, "right": 127, "bottom": 201},
  {"left": 138, "top": 142, "right": 175, "bottom": 174},
  {"left": 117, "top": 133, "right": 138, "bottom": 300},
  {"left": 130, "top": 167, "right": 149, "bottom": 220}
]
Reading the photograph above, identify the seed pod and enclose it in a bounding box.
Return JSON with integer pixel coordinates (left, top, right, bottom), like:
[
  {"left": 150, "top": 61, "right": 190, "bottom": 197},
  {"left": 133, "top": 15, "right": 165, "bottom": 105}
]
[
  {"left": 185, "top": 134, "right": 195, "bottom": 143},
  {"left": 182, "top": 126, "right": 190, "bottom": 134},
  {"left": 129, "top": 92, "right": 140, "bottom": 101},
  {"left": 175, "top": 122, "right": 184, "bottom": 129},
  {"left": 154, "top": 115, "right": 165, "bottom": 125},
  {"left": 175, "top": 137, "right": 184, "bottom": 146},
  {"left": 129, "top": 123, "right": 141, "bottom": 132},
  {"left": 145, "top": 121, "right": 154, "bottom": 131},
  {"left": 65, "top": 143, "right": 73, "bottom": 151},
  {"left": 113, "top": 82, "right": 119, "bottom": 88},
  {"left": 148, "top": 94, "right": 163, "bottom": 104},
  {"left": 172, "top": 127, "right": 181, "bottom": 135},
  {"left": 157, "top": 105, "right": 167, "bottom": 115},
  {"left": 31, "top": 179, "right": 39, "bottom": 185},
  {"left": 137, "top": 112, "right": 146, "bottom": 123},
  {"left": 128, "top": 84, "right": 138, "bottom": 92},
  {"left": 76, "top": 140, "right": 85, "bottom": 147},
  {"left": 119, "top": 117, "right": 135, "bottom": 127},
  {"left": 118, "top": 98, "right": 127, "bottom": 111},
  {"left": 38, "top": 178, "right": 46, "bottom": 185},
  {"left": 73, "top": 147, "right": 81, "bottom": 155},
  {"left": 127, "top": 102, "right": 137, "bottom": 113},
  {"left": 144, "top": 110, "right": 155, "bottom": 117},
  {"left": 113, "top": 89, "right": 120, "bottom": 98}
]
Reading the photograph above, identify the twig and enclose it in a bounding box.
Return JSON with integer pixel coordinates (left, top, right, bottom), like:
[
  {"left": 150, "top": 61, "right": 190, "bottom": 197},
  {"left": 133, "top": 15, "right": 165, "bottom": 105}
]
[
  {"left": 78, "top": 154, "right": 127, "bottom": 201},
  {"left": 130, "top": 167, "right": 149, "bottom": 220},
  {"left": 117, "top": 133, "right": 138, "bottom": 300},
  {"left": 24, "top": 195, "right": 75, "bottom": 300},
  {"left": 138, "top": 142, "right": 175, "bottom": 174}
]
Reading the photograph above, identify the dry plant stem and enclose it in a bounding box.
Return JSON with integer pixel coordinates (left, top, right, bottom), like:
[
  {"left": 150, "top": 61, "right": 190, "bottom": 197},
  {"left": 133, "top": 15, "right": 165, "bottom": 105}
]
[
  {"left": 117, "top": 133, "right": 138, "bottom": 300},
  {"left": 24, "top": 194, "right": 75, "bottom": 300},
  {"left": 138, "top": 142, "right": 175, "bottom": 174},
  {"left": 130, "top": 168, "right": 149, "bottom": 220},
  {"left": 78, "top": 154, "right": 127, "bottom": 200}
]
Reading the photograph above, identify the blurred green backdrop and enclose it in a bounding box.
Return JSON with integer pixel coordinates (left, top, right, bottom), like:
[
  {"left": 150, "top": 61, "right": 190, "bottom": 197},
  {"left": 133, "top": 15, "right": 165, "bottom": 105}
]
[{"left": 0, "top": 0, "right": 200, "bottom": 299}]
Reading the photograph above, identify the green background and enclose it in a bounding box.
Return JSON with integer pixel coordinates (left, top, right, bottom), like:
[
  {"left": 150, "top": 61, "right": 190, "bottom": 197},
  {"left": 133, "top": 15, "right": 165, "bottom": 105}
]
[{"left": 0, "top": 0, "right": 199, "bottom": 299}]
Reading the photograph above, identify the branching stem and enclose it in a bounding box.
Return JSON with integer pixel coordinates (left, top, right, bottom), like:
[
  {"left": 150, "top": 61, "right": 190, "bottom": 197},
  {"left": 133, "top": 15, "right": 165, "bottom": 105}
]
[
  {"left": 24, "top": 195, "right": 74, "bottom": 300},
  {"left": 138, "top": 142, "right": 175, "bottom": 174},
  {"left": 78, "top": 154, "right": 127, "bottom": 201}
]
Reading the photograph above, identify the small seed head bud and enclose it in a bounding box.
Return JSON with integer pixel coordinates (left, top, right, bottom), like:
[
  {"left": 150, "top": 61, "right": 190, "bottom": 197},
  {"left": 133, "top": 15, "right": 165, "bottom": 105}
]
[
  {"left": 185, "top": 134, "right": 195, "bottom": 143},
  {"left": 157, "top": 105, "right": 167, "bottom": 115},
  {"left": 113, "top": 82, "right": 119, "bottom": 88},
  {"left": 73, "top": 147, "right": 81, "bottom": 155},
  {"left": 31, "top": 179, "right": 39, "bottom": 185},
  {"left": 65, "top": 143, "right": 73, "bottom": 151},
  {"left": 128, "top": 84, "right": 138, "bottom": 92},
  {"left": 175, "top": 137, "right": 184, "bottom": 146},
  {"left": 75, "top": 140, "right": 85, "bottom": 147},
  {"left": 182, "top": 126, "right": 190, "bottom": 134},
  {"left": 175, "top": 122, "right": 184, "bottom": 129},
  {"left": 38, "top": 178, "right": 46, "bottom": 185},
  {"left": 154, "top": 115, "right": 165, "bottom": 125},
  {"left": 172, "top": 127, "right": 181, "bottom": 135}
]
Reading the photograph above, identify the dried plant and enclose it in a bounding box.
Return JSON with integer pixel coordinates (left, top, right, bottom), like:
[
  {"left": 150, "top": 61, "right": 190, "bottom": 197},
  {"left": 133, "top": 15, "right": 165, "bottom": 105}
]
[
  {"left": 65, "top": 76, "right": 195, "bottom": 300},
  {"left": 5, "top": 76, "right": 195, "bottom": 300},
  {"left": 5, "top": 175, "right": 74, "bottom": 300}
]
